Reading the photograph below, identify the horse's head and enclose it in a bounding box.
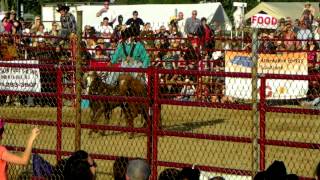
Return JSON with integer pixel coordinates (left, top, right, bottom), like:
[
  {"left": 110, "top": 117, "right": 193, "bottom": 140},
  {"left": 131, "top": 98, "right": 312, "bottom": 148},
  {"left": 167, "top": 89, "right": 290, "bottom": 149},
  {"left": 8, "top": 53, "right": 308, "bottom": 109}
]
[
  {"left": 87, "top": 71, "right": 102, "bottom": 95},
  {"left": 118, "top": 74, "right": 134, "bottom": 96}
]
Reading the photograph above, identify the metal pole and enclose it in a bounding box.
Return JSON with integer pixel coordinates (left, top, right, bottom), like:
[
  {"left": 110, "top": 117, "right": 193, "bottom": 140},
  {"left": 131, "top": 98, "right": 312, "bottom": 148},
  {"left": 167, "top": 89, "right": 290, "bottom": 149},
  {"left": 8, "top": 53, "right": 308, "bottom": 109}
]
[
  {"left": 74, "top": 11, "right": 83, "bottom": 151},
  {"left": 251, "top": 28, "right": 259, "bottom": 177},
  {"left": 56, "top": 65, "right": 63, "bottom": 162}
]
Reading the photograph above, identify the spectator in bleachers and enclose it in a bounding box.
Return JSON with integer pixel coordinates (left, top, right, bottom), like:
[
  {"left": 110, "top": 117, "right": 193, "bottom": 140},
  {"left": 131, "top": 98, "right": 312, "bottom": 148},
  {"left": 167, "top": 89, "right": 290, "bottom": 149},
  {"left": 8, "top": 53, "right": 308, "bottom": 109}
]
[
  {"left": 0, "top": 120, "right": 40, "bottom": 180},
  {"left": 301, "top": 4, "right": 314, "bottom": 29},
  {"left": 113, "top": 15, "right": 125, "bottom": 42},
  {"left": 140, "top": 22, "right": 155, "bottom": 48},
  {"left": 275, "top": 18, "right": 286, "bottom": 37},
  {"left": 199, "top": 17, "right": 214, "bottom": 58},
  {"left": 126, "top": 10, "right": 145, "bottom": 36},
  {"left": 30, "top": 16, "right": 43, "bottom": 34},
  {"left": 297, "top": 21, "right": 313, "bottom": 49},
  {"left": 176, "top": 12, "right": 185, "bottom": 37},
  {"left": 35, "top": 24, "right": 45, "bottom": 43},
  {"left": 169, "top": 25, "right": 182, "bottom": 40},
  {"left": 177, "top": 78, "right": 196, "bottom": 101},
  {"left": 184, "top": 10, "right": 201, "bottom": 47},
  {"left": 126, "top": 159, "right": 150, "bottom": 180},
  {"left": 8, "top": 10, "right": 20, "bottom": 34},
  {"left": 314, "top": 24, "right": 320, "bottom": 47},
  {"left": 96, "top": 0, "right": 116, "bottom": 26},
  {"left": 2, "top": 15, "right": 12, "bottom": 34},
  {"left": 292, "top": 19, "right": 301, "bottom": 34},
  {"left": 49, "top": 22, "right": 59, "bottom": 36},
  {"left": 184, "top": 10, "right": 201, "bottom": 37},
  {"left": 158, "top": 168, "right": 180, "bottom": 180},
  {"left": 307, "top": 38, "right": 318, "bottom": 64},
  {"left": 98, "top": 17, "right": 114, "bottom": 47},
  {"left": 283, "top": 21, "right": 297, "bottom": 50},
  {"left": 94, "top": 45, "right": 107, "bottom": 61},
  {"left": 259, "top": 31, "right": 276, "bottom": 54},
  {"left": 57, "top": 4, "right": 77, "bottom": 38}
]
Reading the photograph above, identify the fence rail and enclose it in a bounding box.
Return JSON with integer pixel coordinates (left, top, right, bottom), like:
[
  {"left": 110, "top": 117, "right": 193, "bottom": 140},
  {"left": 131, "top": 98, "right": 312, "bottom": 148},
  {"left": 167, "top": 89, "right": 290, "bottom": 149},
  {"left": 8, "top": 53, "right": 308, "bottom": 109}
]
[{"left": 0, "top": 34, "right": 319, "bottom": 179}]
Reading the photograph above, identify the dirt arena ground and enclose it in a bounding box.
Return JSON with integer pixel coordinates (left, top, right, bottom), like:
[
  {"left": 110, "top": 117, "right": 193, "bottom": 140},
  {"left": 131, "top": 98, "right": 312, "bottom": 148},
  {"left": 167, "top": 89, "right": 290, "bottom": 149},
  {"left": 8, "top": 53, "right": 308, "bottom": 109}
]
[{"left": 0, "top": 104, "right": 319, "bottom": 179}]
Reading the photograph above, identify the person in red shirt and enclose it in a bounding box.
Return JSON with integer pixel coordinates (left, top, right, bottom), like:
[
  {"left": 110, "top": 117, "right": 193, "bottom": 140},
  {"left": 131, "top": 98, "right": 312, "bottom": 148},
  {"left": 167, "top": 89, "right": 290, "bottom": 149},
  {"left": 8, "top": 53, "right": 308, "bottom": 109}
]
[
  {"left": 0, "top": 120, "right": 40, "bottom": 180},
  {"left": 199, "top": 17, "right": 214, "bottom": 58}
]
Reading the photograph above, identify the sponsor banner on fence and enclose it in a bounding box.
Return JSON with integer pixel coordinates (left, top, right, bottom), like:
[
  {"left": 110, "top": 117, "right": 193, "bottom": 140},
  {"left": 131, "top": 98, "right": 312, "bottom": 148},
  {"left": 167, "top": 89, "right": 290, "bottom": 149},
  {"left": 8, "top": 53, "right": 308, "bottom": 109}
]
[
  {"left": 225, "top": 52, "right": 308, "bottom": 100},
  {"left": 0, "top": 60, "right": 41, "bottom": 92},
  {"left": 251, "top": 14, "right": 278, "bottom": 29}
]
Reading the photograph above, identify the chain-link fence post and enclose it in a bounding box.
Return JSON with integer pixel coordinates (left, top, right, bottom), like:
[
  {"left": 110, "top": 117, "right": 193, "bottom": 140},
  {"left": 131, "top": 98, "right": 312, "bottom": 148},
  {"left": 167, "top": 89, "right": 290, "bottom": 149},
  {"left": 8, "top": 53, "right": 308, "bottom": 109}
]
[
  {"left": 259, "top": 75, "right": 266, "bottom": 171},
  {"left": 151, "top": 68, "right": 159, "bottom": 180},
  {"left": 56, "top": 65, "right": 63, "bottom": 162},
  {"left": 251, "top": 28, "right": 259, "bottom": 176},
  {"left": 74, "top": 11, "right": 83, "bottom": 151}
]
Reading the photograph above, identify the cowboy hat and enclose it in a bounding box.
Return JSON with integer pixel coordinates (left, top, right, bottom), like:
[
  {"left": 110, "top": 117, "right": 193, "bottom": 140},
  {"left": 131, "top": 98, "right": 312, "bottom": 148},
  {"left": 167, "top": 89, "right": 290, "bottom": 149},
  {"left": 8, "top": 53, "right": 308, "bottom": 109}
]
[{"left": 56, "top": 4, "right": 70, "bottom": 12}]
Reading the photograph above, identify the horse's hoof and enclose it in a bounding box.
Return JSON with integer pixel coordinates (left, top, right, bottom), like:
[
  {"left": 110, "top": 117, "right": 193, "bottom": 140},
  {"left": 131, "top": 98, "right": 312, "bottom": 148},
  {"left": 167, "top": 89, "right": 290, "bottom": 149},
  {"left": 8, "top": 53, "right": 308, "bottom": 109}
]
[
  {"left": 128, "top": 133, "right": 134, "bottom": 139},
  {"left": 99, "top": 131, "right": 106, "bottom": 136},
  {"left": 89, "top": 130, "right": 97, "bottom": 136}
]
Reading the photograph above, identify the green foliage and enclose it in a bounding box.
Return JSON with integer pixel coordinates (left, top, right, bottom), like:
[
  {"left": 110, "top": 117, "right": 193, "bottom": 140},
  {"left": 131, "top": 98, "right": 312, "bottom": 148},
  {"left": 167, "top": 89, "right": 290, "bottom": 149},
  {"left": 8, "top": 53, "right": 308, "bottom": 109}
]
[{"left": 8, "top": 0, "right": 320, "bottom": 20}]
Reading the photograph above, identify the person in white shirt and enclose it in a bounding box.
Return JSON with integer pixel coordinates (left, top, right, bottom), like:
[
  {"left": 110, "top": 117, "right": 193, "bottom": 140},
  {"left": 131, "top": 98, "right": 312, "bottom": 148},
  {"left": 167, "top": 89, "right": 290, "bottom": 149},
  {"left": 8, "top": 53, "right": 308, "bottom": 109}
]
[
  {"left": 97, "top": 17, "right": 113, "bottom": 44},
  {"left": 96, "top": 0, "right": 116, "bottom": 26},
  {"left": 177, "top": 12, "right": 185, "bottom": 37}
]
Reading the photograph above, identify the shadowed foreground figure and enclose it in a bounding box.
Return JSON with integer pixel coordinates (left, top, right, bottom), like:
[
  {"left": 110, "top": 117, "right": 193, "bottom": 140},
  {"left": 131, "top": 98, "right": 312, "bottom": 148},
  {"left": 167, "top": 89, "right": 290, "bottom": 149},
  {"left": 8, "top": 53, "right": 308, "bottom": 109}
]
[
  {"left": 126, "top": 159, "right": 151, "bottom": 180},
  {"left": 113, "top": 156, "right": 129, "bottom": 180},
  {"left": 253, "top": 160, "right": 298, "bottom": 180}
]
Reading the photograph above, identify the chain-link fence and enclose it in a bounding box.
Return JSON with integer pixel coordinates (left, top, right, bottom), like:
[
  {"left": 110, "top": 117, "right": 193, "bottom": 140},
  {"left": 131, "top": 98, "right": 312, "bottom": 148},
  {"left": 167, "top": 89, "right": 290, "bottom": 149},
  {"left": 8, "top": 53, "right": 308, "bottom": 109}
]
[{"left": 0, "top": 27, "right": 320, "bottom": 180}]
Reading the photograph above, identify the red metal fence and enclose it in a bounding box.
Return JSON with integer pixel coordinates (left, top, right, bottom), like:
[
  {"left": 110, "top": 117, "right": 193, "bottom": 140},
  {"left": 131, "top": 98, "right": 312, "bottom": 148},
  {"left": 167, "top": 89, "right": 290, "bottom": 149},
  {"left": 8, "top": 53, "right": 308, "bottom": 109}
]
[{"left": 0, "top": 34, "right": 320, "bottom": 179}]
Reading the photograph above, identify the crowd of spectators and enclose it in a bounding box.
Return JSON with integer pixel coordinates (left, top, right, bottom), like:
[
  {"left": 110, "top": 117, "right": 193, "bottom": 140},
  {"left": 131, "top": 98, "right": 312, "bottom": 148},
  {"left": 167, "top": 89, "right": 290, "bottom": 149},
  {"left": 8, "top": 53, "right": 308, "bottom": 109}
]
[
  {"left": 27, "top": 152, "right": 320, "bottom": 180},
  {"left": 0, "top": 1, "right": 319, "bottom": 106}
]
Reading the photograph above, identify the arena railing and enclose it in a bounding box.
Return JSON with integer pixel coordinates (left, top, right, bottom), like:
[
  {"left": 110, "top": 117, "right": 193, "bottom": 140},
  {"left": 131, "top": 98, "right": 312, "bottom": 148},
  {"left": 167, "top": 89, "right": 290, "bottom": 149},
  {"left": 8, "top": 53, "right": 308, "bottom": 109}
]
[{"left": 0, "top": 33, "right": 320, "bottom": 179}]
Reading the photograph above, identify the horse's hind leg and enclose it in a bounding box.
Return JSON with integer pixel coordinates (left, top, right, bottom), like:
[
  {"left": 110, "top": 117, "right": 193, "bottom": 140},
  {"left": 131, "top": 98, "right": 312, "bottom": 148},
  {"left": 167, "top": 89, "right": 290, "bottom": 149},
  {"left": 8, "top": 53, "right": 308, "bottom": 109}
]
[
  {"left": 99, "top": 109, "right": 112, "bottom": 136},
  {"left": 89, "top": 107, "right": 104, "bottom": 135},
  {"left": 141, "top": 106, "right": 148, "bottom": 128}
]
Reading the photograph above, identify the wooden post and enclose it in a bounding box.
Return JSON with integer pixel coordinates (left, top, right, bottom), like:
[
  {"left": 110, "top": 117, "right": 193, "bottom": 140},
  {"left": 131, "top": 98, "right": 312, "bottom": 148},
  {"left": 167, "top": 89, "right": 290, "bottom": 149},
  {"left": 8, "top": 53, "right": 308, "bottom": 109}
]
[{"left": 74, "top": 11, "right": 83, "bottom": 151}]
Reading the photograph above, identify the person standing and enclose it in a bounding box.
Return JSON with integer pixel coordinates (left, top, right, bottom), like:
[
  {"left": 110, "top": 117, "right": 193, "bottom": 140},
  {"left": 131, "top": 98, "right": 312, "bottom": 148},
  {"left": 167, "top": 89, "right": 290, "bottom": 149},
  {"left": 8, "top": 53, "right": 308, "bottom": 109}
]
[
  {"left": 96, "top": 0, "right": 116, "bottom": 26},
  {"left": 184, "top": 10, "right": 201, "bottom": 54},
  {"left": 125, "top": 11, "right": 144, "bottom": 36},
  {"left": 57, "top": 4, "right": 76, "bottom": 38},
  {"left": 184, "top": 10, "right": 201, "bottom": 40}
]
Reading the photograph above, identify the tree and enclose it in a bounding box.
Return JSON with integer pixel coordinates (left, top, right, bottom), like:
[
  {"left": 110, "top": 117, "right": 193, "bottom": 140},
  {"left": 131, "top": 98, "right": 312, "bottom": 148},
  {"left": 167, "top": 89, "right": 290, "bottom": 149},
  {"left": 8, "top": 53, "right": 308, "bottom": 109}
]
[{"left": 0, "top": 0, "right": 9, "bottom": 11}]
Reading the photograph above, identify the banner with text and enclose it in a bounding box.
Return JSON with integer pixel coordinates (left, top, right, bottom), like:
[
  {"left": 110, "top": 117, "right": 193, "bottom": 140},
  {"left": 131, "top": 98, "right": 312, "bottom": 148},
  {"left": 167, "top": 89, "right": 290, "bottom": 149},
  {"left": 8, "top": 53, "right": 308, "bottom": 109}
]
[
  {"left": 225, "top": 52, "right": 308, "bottom": 100},
  {"left": 0, "top": 60, "right": 41, "bottom": 92},
  {"left": 251, "top": 14, "right": 278, "bottom": 29}
]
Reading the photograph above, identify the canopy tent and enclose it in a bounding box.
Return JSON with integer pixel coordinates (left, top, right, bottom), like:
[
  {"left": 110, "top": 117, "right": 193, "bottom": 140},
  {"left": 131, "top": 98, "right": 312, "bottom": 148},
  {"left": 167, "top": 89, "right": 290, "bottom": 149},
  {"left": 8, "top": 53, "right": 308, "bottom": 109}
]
[
  {"left": 42, "top": 3, "right": 231, "bottom": 30},
  {"left": 245, "top": 2, "right": 319, "bottom": 20}
]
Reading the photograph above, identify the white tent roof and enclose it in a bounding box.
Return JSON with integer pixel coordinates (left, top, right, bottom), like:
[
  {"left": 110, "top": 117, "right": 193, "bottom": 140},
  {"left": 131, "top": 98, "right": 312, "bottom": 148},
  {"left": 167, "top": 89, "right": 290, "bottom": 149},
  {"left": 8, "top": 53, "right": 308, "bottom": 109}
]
[
  {"left": 245, "top": 2, "right": 320, "bottom": 20},
  {"left": 42, "top": 3, "right": 231, "bottom": 30}
]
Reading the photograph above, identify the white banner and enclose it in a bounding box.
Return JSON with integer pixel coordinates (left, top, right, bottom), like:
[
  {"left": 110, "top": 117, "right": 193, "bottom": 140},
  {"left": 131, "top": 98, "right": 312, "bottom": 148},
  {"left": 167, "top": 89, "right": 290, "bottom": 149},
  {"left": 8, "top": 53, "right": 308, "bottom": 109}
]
[
  {"left": 251, "top": 14, "right": 278, "bottom": 29},
  {"left": 0, "top": 60, "right": 41, "bottom": 92},
  {"left": 225, "top": 52, "right": 308, "bottom": 100}
]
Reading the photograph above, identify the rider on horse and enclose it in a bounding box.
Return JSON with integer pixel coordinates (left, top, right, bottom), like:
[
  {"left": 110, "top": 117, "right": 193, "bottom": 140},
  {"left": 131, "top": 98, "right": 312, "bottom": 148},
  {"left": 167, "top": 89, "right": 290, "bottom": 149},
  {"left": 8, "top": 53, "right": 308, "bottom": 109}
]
[{"left": 104, "top": 28, "right": 150, "bottom": 85}]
